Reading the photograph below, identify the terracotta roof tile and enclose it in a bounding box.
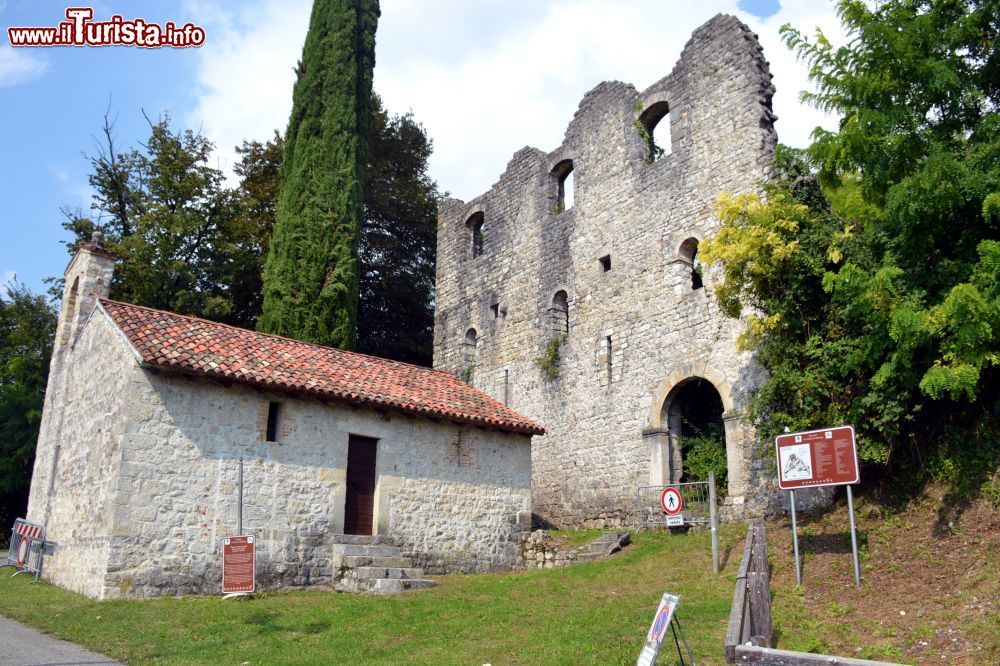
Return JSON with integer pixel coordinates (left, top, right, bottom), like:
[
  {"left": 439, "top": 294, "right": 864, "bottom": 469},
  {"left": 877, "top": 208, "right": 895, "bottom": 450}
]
[{"left": 99, "top": 299, "right": 544, "bottom": 436}]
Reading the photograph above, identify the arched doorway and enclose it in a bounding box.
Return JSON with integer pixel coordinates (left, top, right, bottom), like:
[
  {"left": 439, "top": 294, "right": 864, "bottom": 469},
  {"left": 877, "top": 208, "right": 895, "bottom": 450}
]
[
  {"left": 645, "top": 376, "right": 729, "bottom": 494},
  {"left": 664, "top": 378, "right": 727, "bottom": 493}
]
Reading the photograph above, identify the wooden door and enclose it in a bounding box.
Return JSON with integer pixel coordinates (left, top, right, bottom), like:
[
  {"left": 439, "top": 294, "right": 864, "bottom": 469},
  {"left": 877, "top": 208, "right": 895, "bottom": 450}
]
[{"left": 344, "top": 435, "right": 378, "bottom": 535}]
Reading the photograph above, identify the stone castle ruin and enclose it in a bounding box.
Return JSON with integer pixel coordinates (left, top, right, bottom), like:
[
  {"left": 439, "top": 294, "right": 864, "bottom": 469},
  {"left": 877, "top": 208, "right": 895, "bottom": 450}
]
[{"left": 433, "top": 14, "right": 778, "bottom": 526}]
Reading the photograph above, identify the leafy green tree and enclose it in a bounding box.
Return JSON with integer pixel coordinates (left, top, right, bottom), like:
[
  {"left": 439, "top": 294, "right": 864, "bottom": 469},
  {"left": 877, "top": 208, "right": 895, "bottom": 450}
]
[
  {"left": 258, "top": 0, "right": 380, "bottom": 348},
  {"left": 703, "top": 0, "right": 1000, "bottom": 492},
  {"left": 0, "top": 282, "right": 56, "bottom": 534},
  {"left": 61, "top": 115, "right": 282, "bottom": 330},
  {"left": 358, "top": 94, "right": 438, "bottom": 365}
]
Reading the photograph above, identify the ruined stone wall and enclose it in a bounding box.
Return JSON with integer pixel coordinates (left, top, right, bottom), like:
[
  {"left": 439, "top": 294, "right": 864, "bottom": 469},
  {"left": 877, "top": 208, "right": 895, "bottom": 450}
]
[
  {"left": 433, "top": 15, "right": 777, "bottom": 527},
  {"left": 33, "top": 308, "right": 531, "bottom": 600}
]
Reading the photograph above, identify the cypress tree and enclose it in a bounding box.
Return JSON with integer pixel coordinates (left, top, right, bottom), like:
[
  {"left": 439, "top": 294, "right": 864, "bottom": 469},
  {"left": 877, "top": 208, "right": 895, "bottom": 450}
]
[{"left": 258, "top": 0, "right": 379, "bottom": 347}]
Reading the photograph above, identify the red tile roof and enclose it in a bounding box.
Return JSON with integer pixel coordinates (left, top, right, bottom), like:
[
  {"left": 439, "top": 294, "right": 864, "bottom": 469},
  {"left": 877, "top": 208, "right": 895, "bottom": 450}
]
[{"left": 99, "top": 299, "right": 544, "bottom": 436}]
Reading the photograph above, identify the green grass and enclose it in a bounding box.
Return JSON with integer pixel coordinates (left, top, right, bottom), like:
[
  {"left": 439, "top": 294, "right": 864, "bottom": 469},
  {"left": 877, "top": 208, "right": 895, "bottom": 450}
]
[
  {"left": 547, "top": 528, "right": 606, "bottom": 547},
  {"left": 0, "top": 528, "right": 742, "bottom": 665}
]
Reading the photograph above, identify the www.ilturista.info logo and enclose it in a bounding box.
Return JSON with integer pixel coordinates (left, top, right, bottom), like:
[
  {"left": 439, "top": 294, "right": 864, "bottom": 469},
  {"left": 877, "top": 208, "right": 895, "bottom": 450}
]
[{"left": 7, "top": 8, "right": 205, "bottom": 48}]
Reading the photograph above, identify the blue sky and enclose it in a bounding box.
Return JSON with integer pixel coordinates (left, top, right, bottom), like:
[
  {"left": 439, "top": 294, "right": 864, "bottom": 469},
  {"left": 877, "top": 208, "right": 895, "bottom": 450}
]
[{"left": 1, "top": 0, "right": 841, "bottom": 299}]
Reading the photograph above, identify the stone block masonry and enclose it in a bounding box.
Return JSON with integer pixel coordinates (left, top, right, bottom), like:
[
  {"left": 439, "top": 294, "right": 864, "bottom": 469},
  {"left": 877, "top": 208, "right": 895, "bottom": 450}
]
[{"left": 433, "top": 14, "right": 781, "bottom": 526}]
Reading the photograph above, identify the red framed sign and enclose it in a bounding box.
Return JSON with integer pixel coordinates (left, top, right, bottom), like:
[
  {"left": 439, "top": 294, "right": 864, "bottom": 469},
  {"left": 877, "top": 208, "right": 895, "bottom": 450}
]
[
  {"left": 775, "top": 425, "right": 859, "bottom": 490},
  {"left": 222, "top": 535, "right": 255, "bottom": 594}
]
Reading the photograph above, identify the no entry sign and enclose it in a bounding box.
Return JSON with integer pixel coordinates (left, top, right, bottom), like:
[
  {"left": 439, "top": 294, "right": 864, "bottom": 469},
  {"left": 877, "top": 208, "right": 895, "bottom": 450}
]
[
  {"left": 222, "top": 535, "right": 255, "bottom": 595},
  {"left": 775, "top": 425, "right": 860, "bottom": 490},
  {"left": 636, "top": 592, "right": 682, "bottom": 666},
  {"left": 660, "top": 487, "right": 683, "bottom": 515}
]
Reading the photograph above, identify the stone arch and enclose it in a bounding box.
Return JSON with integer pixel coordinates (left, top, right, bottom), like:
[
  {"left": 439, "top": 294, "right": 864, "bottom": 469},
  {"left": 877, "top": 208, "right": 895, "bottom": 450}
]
[
  {"left": 636, "top": 91, "right": 672, "bottom": 160},
  {"left": 643, "top": 365, "right": 748, "bottom": 499},
  {"left": 550, "top": 159, "right": 574, "bottom": 212},
  {"left": 668, "top": 230, "right": 707, "bottom": 294},
  {"left": 464, "top": 211, "right": 485, "bottom": 258},
  {"left": 549, "top": 289, "right": 569, "bottom": 335}
]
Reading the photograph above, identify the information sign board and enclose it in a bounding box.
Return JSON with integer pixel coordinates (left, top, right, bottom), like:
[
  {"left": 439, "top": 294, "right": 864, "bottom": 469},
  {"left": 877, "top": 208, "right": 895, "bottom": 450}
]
[
  {"left": 775, "top": 425, "right": 859, "bottom": 490},
  {"left": 222, "top": 535, "right": 255, "bottom": 594},
  {"left": 636, "top": 592, "right": 680, "bottom": 666}
]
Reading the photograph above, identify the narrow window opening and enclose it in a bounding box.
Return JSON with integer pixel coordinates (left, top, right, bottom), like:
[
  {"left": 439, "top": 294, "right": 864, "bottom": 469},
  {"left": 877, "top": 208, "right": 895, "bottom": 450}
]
[
  {"left": 266, "top": 401, "right": 281, "bottom": 442},
  {"left": 551, "top": 159, "right": 575, "bottom": 213},
  {"left": 550, "top": 290, "right": 569, "bottom": 335},
  {"left": 678, "top": 237, "right": 703, "bottom": 290},
  {"left": 490, "top": 303, "right": 500, "bottom": 319},
  {"left": 599, "top": 255, "right": 612, "bottom": 272},
  {"left": 462, "top": 328, "right": 479, "bottom": 381},
  {"left": 465, "top": 212, "right": 485, "bottom": 259},
  {"left": 606, "top": 335, "right": 613, "bottom": 382},
  {"left": 637, "top": 100, "right": 671, "bottom": 161}
]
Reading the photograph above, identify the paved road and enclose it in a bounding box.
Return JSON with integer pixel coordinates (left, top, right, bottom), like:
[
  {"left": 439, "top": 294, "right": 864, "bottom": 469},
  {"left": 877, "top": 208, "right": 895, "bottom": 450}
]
[
  {"left": 1, "top": 551, "right": 119, "bottom": 665},
  {"left": 0, "top": 616, "right": 120, "bottom": 665}
]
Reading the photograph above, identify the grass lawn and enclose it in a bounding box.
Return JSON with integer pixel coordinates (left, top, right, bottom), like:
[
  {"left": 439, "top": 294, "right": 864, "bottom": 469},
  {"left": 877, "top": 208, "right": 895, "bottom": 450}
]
[
  {"left": 0, "top": 527, "right": 744, "bottom": 665},
  {"left": 4, "top": 488, "right": 995, "bottom": 664}
]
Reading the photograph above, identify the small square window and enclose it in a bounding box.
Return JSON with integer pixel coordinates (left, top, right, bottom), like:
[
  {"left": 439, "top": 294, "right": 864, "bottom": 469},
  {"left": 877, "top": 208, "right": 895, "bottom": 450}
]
[
  {"left": 599, "top": 255, "right": 612, "bottom": 272},
  {"left": 490, "top": 303, "right": 500, "bottom": 318}
]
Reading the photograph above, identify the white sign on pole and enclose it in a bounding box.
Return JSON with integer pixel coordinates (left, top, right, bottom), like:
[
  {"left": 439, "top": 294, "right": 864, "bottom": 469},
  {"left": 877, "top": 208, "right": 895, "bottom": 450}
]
[{"left": 636, "top": 592, "right": 680, "bottom": 666}]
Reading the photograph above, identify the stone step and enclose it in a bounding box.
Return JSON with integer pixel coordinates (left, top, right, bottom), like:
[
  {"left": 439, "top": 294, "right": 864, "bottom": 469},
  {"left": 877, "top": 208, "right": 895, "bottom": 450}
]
[
  {"left": 330, "top": 534, "right": 394, "bottom": 546},
  {"left": 370, "top": 577, "right": 437, "bottom": 595},
  {"left": 332, "top": 544, "right": 402, "bottom": 558},
  {"left": 351, "top": 566, "right": 425, "bottom": 581},
  {"left": 341, "top": 555, "right": 412, "bottom": 569}
]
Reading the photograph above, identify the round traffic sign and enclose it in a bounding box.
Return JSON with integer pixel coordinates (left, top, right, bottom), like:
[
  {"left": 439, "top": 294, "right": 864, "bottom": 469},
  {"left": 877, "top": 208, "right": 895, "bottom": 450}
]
[
  {"left": 16, "top": 538, "right": 29, "bottom": 567},
  {"left": 660, "top": 487, "right": 683, "bottom": 515},
  {"left": 651, "top": 605, "right": 670, "bottom": 641}
]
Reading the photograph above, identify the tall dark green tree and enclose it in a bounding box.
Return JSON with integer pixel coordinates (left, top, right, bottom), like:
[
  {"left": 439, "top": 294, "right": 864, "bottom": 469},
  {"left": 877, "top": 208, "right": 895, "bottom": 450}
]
[
  {"left": 702, "top": 0, "right": 1000, "bottom": 494},
  {"left": 0, "top": 282, "right": 56, "bottom": 534},
  {"left": 258, "top": 0, "right": 380, "bottom": 348},
  {"left": 358, "top": 94, "right": 438, "bottom": 365}
]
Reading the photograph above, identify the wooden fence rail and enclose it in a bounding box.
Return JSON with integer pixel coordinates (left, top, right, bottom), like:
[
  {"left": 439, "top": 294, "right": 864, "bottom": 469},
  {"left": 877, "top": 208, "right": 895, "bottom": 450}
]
[
  {"left": 723, "top": 521, "right": 904, "bottom": 666},
  {"left": 724, "top": 520, "right": 772, "bottom": 663}
]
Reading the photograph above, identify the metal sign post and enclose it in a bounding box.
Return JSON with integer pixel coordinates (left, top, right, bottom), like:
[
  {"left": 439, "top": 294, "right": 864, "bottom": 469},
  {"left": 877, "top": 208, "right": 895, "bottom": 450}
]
[
  {"left": 776, "top": 425, "right": 861, "bottom": 588},
  {"left": 789, "top": 489, "right": 801, "bottom": 586},
  {"left": 237, "top": 457, "right": 244, "bottom": 536},
  {"left": 637, "top": 480, "right": 719, "bottom": 575}
]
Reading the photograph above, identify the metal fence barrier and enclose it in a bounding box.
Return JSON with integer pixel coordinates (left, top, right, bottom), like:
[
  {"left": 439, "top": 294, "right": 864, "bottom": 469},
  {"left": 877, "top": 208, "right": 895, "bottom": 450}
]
[
  {"left": 637, "top": 473, "right": 720, "bottom": 573},
  {"left": 3, "top": 518, "right": 46, "bottom": 582}
]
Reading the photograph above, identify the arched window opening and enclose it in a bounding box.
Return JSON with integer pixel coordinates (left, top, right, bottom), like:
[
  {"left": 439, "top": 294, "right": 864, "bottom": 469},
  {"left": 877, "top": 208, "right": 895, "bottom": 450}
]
[
  {"left": 549, "top": 290, "right": 569, "bottom": 335},
  {"left": 551, "top": 160, "right": 574, "bottom": 212},
  {"left": 678, "top": 237, "right": 703, "bottom": 290},
  {"left": 462, "top": 328, "right": 479, "bottom": 381},
  {"left": 465, "top": 212, "right": 485, "bottom": 258},
  {"left": 662, "top": 377, "right": 727, "bottom": 492},
  {"left": 637, "top": 100, "right": 671, "bottom": 161},
  {"left": 59, "top": 276, "right": 80, "bottom": 346}
]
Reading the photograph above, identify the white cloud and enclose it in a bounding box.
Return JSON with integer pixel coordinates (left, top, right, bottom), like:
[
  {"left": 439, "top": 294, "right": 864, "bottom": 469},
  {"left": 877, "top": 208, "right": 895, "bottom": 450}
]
[
  {"left": 183, "top": 0, "right": 311, "bottom": 173},
  {"left": 49, "top": 166, "right": 94, "bottom": 211},
  {"left": 185, "top": 0, "right": 843, "bottom": 199},
  {"left": 0, "top": 45, "right": 48, "bottom": 87}
]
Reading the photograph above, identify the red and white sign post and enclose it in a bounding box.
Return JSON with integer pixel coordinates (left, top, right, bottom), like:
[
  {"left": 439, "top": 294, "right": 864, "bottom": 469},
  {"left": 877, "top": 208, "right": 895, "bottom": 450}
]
[{"left": 775, "top": 425, "right": 861, "bottom": 587}]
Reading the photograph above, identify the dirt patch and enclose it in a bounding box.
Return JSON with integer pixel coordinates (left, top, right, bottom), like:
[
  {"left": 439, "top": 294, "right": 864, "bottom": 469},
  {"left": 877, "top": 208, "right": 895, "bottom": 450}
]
[{"left": 766, "top": 486, "right": 999, "bottom": 664}]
